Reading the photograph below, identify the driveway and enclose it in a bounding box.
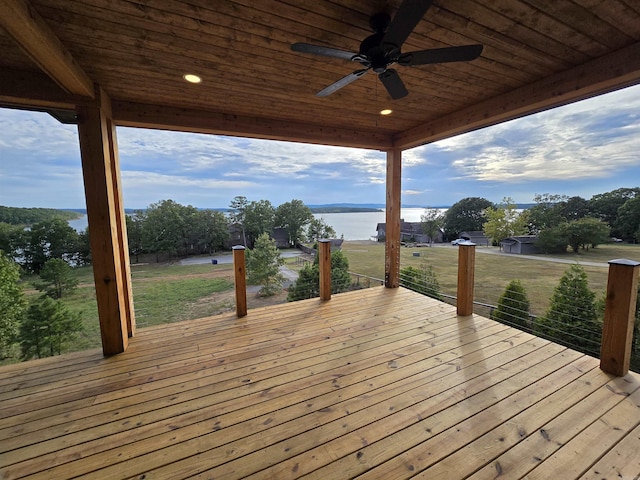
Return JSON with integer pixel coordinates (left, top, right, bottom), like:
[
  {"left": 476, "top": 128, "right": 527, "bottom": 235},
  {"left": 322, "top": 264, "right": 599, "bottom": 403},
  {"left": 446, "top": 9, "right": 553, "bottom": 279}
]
[{"left": 179, "top": 249, "right": 303, "bottom": 265}]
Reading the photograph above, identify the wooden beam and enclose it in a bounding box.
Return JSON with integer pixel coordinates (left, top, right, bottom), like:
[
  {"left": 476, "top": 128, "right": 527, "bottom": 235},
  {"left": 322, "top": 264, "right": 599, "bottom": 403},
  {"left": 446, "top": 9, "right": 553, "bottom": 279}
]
[
  {"left": 457, "top": 242, "right": 476, "bottom": 317},
  {"left": 384, "top": 149, "right": 402, "bottom": 289},
  {"left": 111, "top": 101, "right": 394, "bottom": 150},
  {"left": 76, "top": 88, "right": 134, "bottom": 355},
  {"left": 0, "top": 68, "right": 92, "bottom": 111},
  {"left": 394, "top": 42, "right": 640, "bottom": 149},
  {"left": 233, "top": 246, "right": 247, "bottom": 318},
  {"left": 0, "top": 0, "right": 94, "bottom": 98}
]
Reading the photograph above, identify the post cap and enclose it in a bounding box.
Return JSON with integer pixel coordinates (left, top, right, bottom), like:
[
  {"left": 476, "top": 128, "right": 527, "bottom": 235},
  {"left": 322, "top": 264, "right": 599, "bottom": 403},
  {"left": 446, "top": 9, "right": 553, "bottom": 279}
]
[
  {"left": 608, "top": 258, "right": 640, "bottom": 267},
  {"left": 232, "top": 245, "right": 246, "bottom": 250}
]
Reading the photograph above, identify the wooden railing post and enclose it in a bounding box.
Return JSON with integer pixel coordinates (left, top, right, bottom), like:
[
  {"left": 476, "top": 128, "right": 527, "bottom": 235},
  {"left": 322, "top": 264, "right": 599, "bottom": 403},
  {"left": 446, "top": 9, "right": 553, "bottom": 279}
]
[
  {"left": 319, "top": 239, "right": 331, "bottom": 301},
  {"left": 600, "top": 259, "right": 640, "bottom": 376},
  {"left": 385, "top": 148, "right": 401, "bottom": 288},
  {"left": 457, "top": 242, "right": 476, "bottom": 316},
  {"left": 233, "top": 246, "right": 247, "bottom": 317}
]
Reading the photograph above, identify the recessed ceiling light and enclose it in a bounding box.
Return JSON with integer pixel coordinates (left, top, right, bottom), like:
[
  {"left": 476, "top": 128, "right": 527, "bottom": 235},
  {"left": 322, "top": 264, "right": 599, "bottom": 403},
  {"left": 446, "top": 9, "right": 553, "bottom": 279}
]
[
  {"left": 380, "top": 109, "right": 393, "bottom": 115},
  {"left": 183, "top": 74, "right": 202, "bottom": 84}
]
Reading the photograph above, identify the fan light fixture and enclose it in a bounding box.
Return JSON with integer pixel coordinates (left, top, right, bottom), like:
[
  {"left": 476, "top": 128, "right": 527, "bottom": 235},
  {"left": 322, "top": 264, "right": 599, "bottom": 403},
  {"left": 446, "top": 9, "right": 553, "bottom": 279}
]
[
  {"left": 380, "top": 109, "right": 393, "bottom": 115},
  {"left": 183, "top": 74, "right": 202, "bottom": 84}
]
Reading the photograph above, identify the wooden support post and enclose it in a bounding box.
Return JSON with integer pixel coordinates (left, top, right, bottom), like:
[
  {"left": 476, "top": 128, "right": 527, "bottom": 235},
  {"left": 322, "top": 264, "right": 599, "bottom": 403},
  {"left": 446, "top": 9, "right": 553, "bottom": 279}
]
[
  {"left": 233, "top": 246, "right": 247, "bottom": 317},
  {"left": 385, "top": 148, "right": 401, "bottom": 288},
  {"left": 77, "top": 88, "right": 134, "bottom": 355},
  {"left": 457, "top": 242, "right": 476, "bottom": 316},
  {"left": 600, "top": 259, "right": 640, "bottom": 376},
  {"left": 319, "top": 239, "right": 331, "bottom": 301}
]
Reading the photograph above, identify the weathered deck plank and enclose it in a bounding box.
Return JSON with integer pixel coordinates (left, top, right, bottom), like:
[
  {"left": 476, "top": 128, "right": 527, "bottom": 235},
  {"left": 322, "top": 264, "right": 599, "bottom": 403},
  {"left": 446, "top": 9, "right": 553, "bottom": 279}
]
[{"left": 1, "top": 287, "right": 639, "bottom": 480}]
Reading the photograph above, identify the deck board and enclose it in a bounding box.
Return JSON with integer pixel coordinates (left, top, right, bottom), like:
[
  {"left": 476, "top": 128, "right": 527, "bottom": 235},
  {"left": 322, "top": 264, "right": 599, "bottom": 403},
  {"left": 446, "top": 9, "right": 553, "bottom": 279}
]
[{"left": 1, "top": 287, "right": 639, "bottom": 479}]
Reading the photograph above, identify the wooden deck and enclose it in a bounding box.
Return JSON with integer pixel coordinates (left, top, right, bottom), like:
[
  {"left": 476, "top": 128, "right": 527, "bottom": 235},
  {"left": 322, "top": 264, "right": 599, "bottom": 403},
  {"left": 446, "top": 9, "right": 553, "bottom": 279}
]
[{"left": 1, "top": 287, "right": 639, "bottom": 479}]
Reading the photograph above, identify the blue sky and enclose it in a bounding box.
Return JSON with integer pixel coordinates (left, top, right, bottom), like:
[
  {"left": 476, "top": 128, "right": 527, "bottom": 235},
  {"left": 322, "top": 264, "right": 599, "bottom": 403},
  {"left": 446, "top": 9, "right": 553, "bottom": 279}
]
[{"left": 1, "top": 84, "right": 639, "bottom": 210}]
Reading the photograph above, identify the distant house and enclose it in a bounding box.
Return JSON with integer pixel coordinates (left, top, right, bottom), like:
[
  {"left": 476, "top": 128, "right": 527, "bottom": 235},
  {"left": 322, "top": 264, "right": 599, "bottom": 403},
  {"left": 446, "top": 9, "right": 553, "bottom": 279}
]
[
  {"left": 501, "top": 235, "right": 540, "bottom": 254},
  {"left": 272, "top": 227, "right": 290, "bottom": 248},
  {"left": 459, "top": 231, "right": 490, "bottom": 246},
  {"left": 226, "top": 224, "right": 299, "bottom": 249},
  {"left": 376, "top": 221, "right": 443, "bottom": 244}
]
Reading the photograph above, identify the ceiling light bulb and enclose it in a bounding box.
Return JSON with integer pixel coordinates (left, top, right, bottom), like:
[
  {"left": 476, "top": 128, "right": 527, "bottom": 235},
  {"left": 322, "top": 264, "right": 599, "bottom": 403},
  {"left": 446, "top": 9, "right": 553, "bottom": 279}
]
[
  {"left": 183, "top": 74, "right": 202, "bottom": 84},
  {"left": 379, "top": 109, "right": 392, "bottom": 115}
]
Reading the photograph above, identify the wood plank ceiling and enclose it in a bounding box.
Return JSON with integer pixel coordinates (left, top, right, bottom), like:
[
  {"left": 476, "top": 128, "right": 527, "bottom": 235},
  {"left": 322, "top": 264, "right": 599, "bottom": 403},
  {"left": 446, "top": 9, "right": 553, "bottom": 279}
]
[{"left": 1, "top": 0, "right": 640, "bottom": 150}]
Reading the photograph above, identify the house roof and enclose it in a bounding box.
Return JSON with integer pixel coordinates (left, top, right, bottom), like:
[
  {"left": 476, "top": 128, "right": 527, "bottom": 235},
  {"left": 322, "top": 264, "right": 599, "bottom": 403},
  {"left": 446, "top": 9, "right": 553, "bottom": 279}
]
[
  {"left": 502, "top": 235, "right": 539, "bottom": 244},
  {"left": 2, "top": 1, "right": 640, "bottom": 150}
]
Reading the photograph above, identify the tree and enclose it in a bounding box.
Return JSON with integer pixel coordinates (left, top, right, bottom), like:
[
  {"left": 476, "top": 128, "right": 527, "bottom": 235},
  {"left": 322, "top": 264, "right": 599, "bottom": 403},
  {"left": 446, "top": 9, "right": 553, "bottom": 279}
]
[
  {"left": 229, "top": 195, "right": 249, "bottom": 246},
  {"left": 492, "top": 280, "right": 530, "bottom": 331},
  {"left": 0, "top": 222, "right": 25, "bottom": 261},
  {"left": 482, "top": 197, "right": 528, "bottom": 245},
  {"left": 563, "top": 217, "right": 610, "bottom": 252},
  {"left": 243, "top": 200, "right": 276, "bottom": 248},
  {"left": 559, "top": 196, "right": 591, "bottom": 222},
  {"left": 23, "top": 218, "right": 79, "bottom": 273},
  {"left": 20, "top": 297, "right": 83, "bottom": 359},
  {"left": 275, "top": 199, "right": 313, "bottom": 247},
  {"left": 617, "top": 196, "right": 640, "bottom": 242},
  {"left": 536, "top": 225, "right": 568, "bottom": 254},
  {"left": 527, "top": 193, "right": 568, "bottom": 234},
  {"left": 399, "top": 263, "right": 442, "bottom": 300},
  {"left": 590, "top": 187, "right": 640, "bottom": 238},
  {"left": 246, "top": 233, "right": 284, "bottom": 296},
  {"left": 192, "top": 209, "right": 229, "bottom": 254},
  {"left": 287, "top": 249, "right": 352, "bottom": 301},
  {"left": 126, "top": 211, "right": 146, "bottom": 263},
  {"left": 443, "top": 197, "right": 492, "bottom": 239},
  {"left": 142, "top": 200, "right": 199, "bottom": 258},
  {"left": 534, "top": 264, "right": 600, "bottom": 355},
  {"left": 420, "top": 208, "right": 444, "bottom": 245},
  {"left": 306, "top": 218, "right": 336, "bottom": 243},
  {"left": 35, "top": 258, "right": 78, "bottom": 299},
  {"left": 0, "top": 254, "right": 25, "bottom": 359}
]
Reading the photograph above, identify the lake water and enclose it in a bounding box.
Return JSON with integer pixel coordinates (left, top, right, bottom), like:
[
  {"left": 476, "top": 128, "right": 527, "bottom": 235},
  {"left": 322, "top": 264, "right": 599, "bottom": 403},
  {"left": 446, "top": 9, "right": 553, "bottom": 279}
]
[{"left": 68, "top": 207, "right": 433, "bottom": 241}]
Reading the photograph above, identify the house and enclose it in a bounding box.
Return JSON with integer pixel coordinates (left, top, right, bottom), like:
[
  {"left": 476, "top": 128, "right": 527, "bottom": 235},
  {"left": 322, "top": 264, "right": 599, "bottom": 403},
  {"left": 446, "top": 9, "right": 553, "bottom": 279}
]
[
  {"left": 501, "top": 235, "right": 541, "bottom": 254},
  {"left": 376, "top": 221, "right": 443, "bottom": 244},
  {"left": 460, "top": 231, "right": 490, "bottom": 246},
  {"left": 2, "top": 1, "right": 639, "bottom": 478}
]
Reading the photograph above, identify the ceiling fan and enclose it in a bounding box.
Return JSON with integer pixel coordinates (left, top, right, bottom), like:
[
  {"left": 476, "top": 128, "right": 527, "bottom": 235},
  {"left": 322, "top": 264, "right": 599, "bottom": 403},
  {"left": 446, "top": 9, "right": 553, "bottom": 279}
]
[{"left": 291, "top": 0, "right": 483, "bottom": 100}]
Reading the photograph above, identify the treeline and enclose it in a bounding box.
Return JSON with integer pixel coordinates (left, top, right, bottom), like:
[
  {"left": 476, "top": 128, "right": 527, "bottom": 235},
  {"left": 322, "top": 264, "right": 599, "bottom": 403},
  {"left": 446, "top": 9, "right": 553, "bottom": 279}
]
[
  {"left": 429, "top": 187, "right": 640, "bottom": 250},
  {"left": 0, "top": 206, "right": 81, "bottom": 225}
]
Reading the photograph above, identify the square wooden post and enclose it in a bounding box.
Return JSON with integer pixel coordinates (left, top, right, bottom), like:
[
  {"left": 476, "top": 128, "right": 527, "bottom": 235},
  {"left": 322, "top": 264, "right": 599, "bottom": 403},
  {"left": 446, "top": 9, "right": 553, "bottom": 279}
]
[
  {"left": 457, "top": 242, "right": 476, "bottom": 316},
  {"left": 233, "top": 246, "right": 247, "bottom": 317},
  {"left": 76, "top": 88, "right": 135, "bottom": 355},
  {"left": 385, "top": 148, "right": 401, "bottom": 288},
  {"left": 600, "top": 259, "right": 640, "bottom": 376},
  {"left": 319, "top": 239, "right": 331, "bottom": 301}
]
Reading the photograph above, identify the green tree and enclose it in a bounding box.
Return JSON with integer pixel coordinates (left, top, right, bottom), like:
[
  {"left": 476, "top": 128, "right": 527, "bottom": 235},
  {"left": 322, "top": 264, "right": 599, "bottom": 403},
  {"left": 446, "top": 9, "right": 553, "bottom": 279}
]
[
  {"left": 535, "top": 264, "right": 600, "bottom": 355},
  {"left": 24, "top": 218, "right": 79, "bottom": 273},
  {"left": 617, "top": 196, "right": 640, "bottom": 242},
  {"left": 192, "top": 209, "right": 229, "bottom": 254},
  {"left": 492, "top": 280, "right": 530, "bottom": 331},
  {"left": 536, "top": 224, "right": 569, "bottom": 253},
  {"left": 0, "top": 222, "right": 25, "bottom": 261},
  {"left": 287, "top": 250, "right": 351, "bottom": 301},
  {"left": 399, "top": 263, "right": 442, "bottom": 300},
  {"left": 142, "top": 200, "right": 198, "bottom": 258},
  {"left": 560, "top": 196, "right": 591, "bottom": 222},
  {"left": 0, "top": 254, "right": 25, "bottom": 359},
  {"left": 306, "top": 218, "right": 336, "bottom": 243},
  {"left": 35, "top": 258, "right": 78, "bottom": 299},
  {"left": 275, "top": 199, "right": 313, "bottom": 247},
  {"left": 527, "top": 193, "right": 568, "bottom": 234},
  {"left": 482, "top": 197, "right": 528, "bottom": 244},
  {"left": 564, "top": 217, "right": 610, "bottom": 252},
  {"left": 246, "top": 233, "right": 284, "bottom": 296},
  {"left": 443, "top": 197, "right": 492, "bottom": 239},
  {"left": 126, "top": 211, "right": 146, "bottom": 263},
  {"left": 229, "top": 195, "right": 249, "bottom": 246},
  {"left": 590, "top": 187, "right": 640, "bottom": 238},
  {"left": 244, "top": 200, "right": 276, "bottom": 248},
  {"left": 420, "top": 208, "right": 444, "bottom": 245},
  {"left": 20, "top": 297, "right": 83, "bottom": 359}
]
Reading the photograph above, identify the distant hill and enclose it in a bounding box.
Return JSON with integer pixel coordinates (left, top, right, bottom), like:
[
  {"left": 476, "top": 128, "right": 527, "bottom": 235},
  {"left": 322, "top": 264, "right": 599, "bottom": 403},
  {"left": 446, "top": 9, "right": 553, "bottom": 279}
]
[{"left": 0, "top": 206, "right": 82, "bottom": 225}]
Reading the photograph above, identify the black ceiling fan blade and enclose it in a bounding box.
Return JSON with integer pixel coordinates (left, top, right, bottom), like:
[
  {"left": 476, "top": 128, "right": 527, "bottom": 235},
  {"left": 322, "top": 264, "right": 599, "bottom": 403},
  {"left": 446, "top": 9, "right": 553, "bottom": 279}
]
[
  {"left": 378, "top": 69, "right": 408, "bottom": 100},
  {"left": 291, "top": 42, "right": 358, "bottom": 61},
  {"left": 382, "top": 0, "right": 434, "bottom": 49},
  {"left": 317, "top": 69, "right": 370, "bottom": 97},
  {"left": 399, "top": 44, "right": 484, "bottom": 66}
]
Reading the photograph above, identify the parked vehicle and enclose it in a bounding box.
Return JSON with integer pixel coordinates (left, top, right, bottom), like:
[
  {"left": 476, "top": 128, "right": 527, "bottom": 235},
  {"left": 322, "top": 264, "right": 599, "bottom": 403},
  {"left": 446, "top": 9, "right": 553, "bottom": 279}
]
[{"left": 451, "top": 238, "right": 466, "bottom": 245}]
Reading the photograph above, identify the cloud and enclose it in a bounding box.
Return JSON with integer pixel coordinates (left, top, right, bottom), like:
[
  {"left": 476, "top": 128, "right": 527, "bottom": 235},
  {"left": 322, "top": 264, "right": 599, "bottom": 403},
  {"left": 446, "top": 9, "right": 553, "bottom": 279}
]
[{"left": 403, "top": 189, "right": 423, "bottom": 195}]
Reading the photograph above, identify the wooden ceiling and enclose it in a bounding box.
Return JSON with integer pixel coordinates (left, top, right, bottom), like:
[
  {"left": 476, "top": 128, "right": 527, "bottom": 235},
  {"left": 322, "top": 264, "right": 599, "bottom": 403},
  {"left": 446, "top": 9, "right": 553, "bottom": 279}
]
[{"left": 1, "top": 0, "right": 640, "bottom": 150}]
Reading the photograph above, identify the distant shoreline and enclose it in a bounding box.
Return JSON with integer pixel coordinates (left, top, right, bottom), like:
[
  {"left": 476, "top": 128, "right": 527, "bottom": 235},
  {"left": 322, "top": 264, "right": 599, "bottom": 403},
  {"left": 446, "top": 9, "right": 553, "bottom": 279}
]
[{"left": 310, "top": 207, "right": 382, "bottom": 213}]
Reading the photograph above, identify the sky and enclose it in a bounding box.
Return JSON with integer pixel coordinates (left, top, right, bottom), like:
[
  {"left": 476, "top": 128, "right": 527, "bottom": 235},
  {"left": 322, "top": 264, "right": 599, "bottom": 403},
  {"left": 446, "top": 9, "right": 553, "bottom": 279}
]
[{"left": 1, "top": 83, "right": 639, "bottom": 210}]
